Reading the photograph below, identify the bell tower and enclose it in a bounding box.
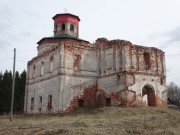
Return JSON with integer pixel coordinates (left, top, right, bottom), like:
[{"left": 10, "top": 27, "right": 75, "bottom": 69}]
[{"left": 52, "top": 13, "right": 80, "bottom": 38}]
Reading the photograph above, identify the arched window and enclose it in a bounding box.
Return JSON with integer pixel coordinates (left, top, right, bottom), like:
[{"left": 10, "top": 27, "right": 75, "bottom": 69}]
[
  {"left": 70, "top": 24, "right": 74, "bottom": 32},
  {"left": 144, "top": 52, "right": 151, "bottom": 70},
  {"left": 39, "top": 96, "right": 42, "bottom": 111},
  {"left": 30, "top": 97, "right": 34, "bottom": 110}
]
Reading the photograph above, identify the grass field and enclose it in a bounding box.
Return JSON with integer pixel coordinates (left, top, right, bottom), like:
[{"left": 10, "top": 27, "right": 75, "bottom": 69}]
[{"left": 0, "top": 106, "right": 180, "bottom": 135}]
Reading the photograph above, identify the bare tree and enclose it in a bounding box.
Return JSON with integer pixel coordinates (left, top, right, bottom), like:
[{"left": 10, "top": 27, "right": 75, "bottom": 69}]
[{"left": 167, "top": 82, "right": 180, "bottom": 106}]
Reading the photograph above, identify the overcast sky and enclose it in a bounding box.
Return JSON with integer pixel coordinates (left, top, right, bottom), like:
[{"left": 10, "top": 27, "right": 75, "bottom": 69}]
[{"left": 0, "top": 0, "right": 180, "bottom": 85}]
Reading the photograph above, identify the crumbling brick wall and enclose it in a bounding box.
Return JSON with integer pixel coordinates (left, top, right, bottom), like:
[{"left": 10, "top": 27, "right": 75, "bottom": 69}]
[{"left": 25, "top": 37, "right": 167, "bottom": 114}]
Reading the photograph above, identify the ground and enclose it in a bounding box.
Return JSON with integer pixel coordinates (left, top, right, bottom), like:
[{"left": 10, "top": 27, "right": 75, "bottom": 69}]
[{"left": 0, "top": 107, "right": 180, "bottom": 135}]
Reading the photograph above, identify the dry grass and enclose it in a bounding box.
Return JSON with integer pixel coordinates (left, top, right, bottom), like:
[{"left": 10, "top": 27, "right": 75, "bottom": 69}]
[{"left": 0, "top": 106, "right": 180, "bottom": 135}]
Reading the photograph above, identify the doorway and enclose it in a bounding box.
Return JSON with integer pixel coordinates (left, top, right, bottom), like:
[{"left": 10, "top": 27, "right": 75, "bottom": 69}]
[{"left": 142, "top": 85, "right": 156, "bottom": 106}]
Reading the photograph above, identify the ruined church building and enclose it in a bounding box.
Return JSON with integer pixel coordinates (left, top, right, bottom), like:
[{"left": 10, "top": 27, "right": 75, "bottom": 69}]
[{"left": 24, "top": 13, "right": 167, "bottom": 114}]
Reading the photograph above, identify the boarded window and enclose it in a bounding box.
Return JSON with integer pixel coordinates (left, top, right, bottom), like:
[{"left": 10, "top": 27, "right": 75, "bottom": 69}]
[
  {"left": 30, "top": 97, "right": 34, "bottom": 110},
  {"left": 106, "top": 98, "right": 111, "bottom": 106},
  {"left": 50, "top": 56, "right": 54, "bottom": 72},
  {"left": 48, "top": 95, "right": 52, "bottom": 111},
  {"left": 70, "top": 24, "right": 74, "bottom": 32},
  {"left": 144, "top": 52, "right": 151, "bottom": 70},
  {"left": 62, "top": 23, "right": 65, "bottom": 30},
  {"left": 78, "top": 99, "right": 84, "bottom": 108},
  {"left": 41, "top": 61, "right": 44, "bottom": 75}
]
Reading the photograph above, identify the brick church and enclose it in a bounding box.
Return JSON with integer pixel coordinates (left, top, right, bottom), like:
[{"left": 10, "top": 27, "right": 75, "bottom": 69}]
[{"left": 24, "top": 13, "right": 167, "bottom": 114}]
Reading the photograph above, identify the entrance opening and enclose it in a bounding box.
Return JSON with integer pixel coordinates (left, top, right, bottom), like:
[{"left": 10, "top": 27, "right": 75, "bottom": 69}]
[
  {"left": 106, "top": 98, "right": 111, "bottom": 106},
  {"left": 142, "top": 85, "right": 156, "bottom": 106},
  {"left": 78, "top": 99, "right": 84, "bottom": 108}
]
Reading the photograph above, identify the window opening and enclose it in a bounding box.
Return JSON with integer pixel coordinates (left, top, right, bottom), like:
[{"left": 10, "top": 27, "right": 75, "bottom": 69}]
[
  {"left": 54, "top": 25, "right": 57, "bottom": 32},
  {"left": 30, "top": 97, "right": 34, "bottom": 110},
  {"left": 106, "top": 98, "right": 111, "bottom": 106},
  {"left": 78, "top": 99, "right": 84, "bottom": 108},
  {"left": 48, "top": 95, "right": 52, "bottom": 111},
  {"left": 62, "top": 23, "right": 65, "bottom": 30},
  {"left": 70, "top": 24, "right": 74, "bottom": 32},
  {"left": 144, "top": 52, "right": 151, "bottom": 70},
  {"left": 39, "top": 96, "right": 42, "bottom": 111},
  {"left": 117, "top": 75, "right": 120, "bottom": 84}
]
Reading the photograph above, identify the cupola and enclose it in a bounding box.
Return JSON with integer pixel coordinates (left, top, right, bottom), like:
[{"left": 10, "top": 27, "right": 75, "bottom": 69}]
[{"left": 52, "top": 13, "right": 80, "bottom": 38}]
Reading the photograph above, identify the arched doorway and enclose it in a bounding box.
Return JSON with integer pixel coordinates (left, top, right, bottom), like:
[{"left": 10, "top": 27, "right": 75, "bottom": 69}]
[{"left": 142, "top": 85, "right": 156, "bottom": 106}]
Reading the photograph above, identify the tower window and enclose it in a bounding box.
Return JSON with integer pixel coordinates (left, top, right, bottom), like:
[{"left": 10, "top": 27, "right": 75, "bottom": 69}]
[
  {"left": 144, "top": 52, "right": 151, "bottom": 70},
  {"left": 62, "top": 23, "right": 65, "bottom": 30},
  {"left": 54, "top": 25, "right": 57, "bottom": 32},
  {"left": 70, "top": 24, "right": 74, "bottom": 32}
]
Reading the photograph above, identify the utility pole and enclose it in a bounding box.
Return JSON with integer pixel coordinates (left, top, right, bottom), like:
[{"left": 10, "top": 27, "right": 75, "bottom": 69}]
[{"left": 10, "top": 48, "right": 16, "bottom": 121}]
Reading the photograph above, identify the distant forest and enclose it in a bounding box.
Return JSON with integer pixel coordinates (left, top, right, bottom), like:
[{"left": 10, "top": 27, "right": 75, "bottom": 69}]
[
  {"left": 0, "top": 70, "right": 26, "bottom": 115},
  {"left": 168, "top": 82, "right": 180, "bottom": 106},
  {"left": 0, "top": 70, "right": 180, "bottom": 115}
]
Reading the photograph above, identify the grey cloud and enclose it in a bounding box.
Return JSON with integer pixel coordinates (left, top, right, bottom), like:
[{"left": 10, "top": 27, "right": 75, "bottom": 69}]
[
  {"left": 0, "top": 39, "right": 11, "bottom": 50},
  {"left": 0, "top": 4, "right": 13, "bottom": 48},
  {"left": 22, "top": 10, "right": 40, "bottom": 18},
  {"left": 0, "top": 4, "right": 13, "bottom": 17},
  {"left": 166, "top": 52, "right": 180, "bottom": 56},
  {"left": 165, "top": 27, "right": 180, "bottom": 44},
  {"left": 18, "top": 32, "right": 34, "bottom": 40},
  {"left": 0, "top": 22, "right": 10, "bottom": 34},
  {"left": 159, "top": 27, "right": 180, "bottom": 49}
]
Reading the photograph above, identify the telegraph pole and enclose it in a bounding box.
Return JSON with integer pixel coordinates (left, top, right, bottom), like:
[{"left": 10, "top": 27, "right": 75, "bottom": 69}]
[{"left": 10, "top": 48, "right": 16, "bottom": 121}]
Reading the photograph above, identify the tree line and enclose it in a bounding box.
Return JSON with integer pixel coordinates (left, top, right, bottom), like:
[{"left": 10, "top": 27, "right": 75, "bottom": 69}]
[
  {"left": 0, "top": 70, "right": 26, "bottom": 115},
  {"left": 167, "top": 82, "right": 180, "bottom": 106}
]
